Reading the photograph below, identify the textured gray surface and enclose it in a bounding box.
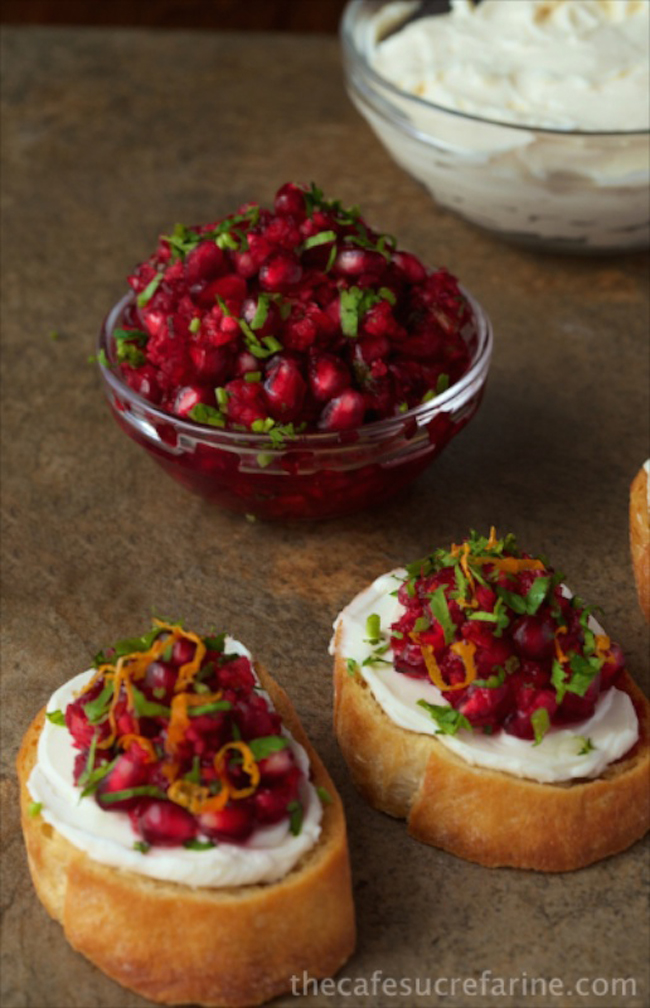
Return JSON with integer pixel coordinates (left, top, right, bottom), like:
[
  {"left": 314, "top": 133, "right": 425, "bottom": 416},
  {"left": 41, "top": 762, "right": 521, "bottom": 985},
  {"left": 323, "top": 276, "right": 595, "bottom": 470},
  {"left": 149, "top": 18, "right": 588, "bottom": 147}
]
[{"left": 1, "top": 25, "right": 649, "bottom": 1008}]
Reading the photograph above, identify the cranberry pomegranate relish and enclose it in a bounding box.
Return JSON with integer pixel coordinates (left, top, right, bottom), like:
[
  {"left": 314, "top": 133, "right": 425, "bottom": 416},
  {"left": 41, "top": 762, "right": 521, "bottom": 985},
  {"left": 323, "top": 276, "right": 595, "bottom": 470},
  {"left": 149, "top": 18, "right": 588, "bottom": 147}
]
[
  {"left": 355, "top": 530, "right": 627, "bottom": 744},
  {"left": 111, "top": 182, "right": 471, "bottom": 433},
  {"left": 47, "top": 621, "right": 321, "bottom": 849}
]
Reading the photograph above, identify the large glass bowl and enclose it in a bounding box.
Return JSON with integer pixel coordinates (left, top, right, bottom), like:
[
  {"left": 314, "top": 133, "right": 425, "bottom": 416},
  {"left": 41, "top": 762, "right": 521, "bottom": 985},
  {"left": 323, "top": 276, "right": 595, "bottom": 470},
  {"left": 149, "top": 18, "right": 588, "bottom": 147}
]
[
  {"left": 341, "top": 1, "right": 650, "bottom": 253},
  {"left": 96, "top": 289, "right": 493, "bottom": 521}
]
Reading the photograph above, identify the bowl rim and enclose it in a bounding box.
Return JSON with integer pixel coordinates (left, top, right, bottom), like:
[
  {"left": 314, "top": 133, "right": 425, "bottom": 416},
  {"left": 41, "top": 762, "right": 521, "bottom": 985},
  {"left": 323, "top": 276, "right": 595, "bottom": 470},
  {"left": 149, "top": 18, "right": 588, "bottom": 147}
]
[
  {"left": 340, "top": 0, "right": 650, "bottom": 139},
  {"left": 96, "top": 286, "right": 493, "bottom": 448}
]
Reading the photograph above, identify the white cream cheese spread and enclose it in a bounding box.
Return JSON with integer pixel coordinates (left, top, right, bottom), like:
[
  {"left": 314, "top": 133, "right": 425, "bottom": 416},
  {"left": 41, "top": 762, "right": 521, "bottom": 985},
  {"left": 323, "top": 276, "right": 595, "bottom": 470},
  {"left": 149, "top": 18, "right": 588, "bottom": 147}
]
[
  {"left": 348, "top": 0, "right": 650, "bottom": 248},
  {"left": 373, "top": 0, "right": 650, "bottom": 131},
  {"left": 27, "top": 638, "right": 323, "bottom": 888},
  {"left": 333, "top": 571, "right": 639, "bottom": 783}
]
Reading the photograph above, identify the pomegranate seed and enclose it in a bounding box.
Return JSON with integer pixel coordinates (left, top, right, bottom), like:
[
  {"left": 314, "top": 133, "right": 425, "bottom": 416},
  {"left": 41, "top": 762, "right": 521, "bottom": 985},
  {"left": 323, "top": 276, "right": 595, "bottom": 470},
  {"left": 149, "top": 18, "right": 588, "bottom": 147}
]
[
  {"left": 259, "top": 251, "right": 302, "bottom": 293},
  {"left": 172, "top": 384, "right": 212, "bottom": 419},
  {"left": 333, "top": 247, "right": 386, "bottom": 277},
  {"left": 171, "top": 638, "right": 196, "bottom": 667},
  {"left": 317, "top": 389, "right": 365, "bottom": 432},
  {"left": 308, "top": 353, "right": 351, "bottom": 401},
  {"left": 185, "top": 241, "right": 226, "bottom": 285},
  {"left": 144, "top": 660, "right": 177, "bottom": 697},
  {"left": 258, "top": 747, "right": 294, "bottom": 781},
  {"left": 274, "top": 182, "right": 307, "bottom": 218},
  {"left": 95, "top": 753, "right": 150, "bottom": 810},
  {"left": 511, "top": 615, "right": 556, "bottom": 661},
  {"left": 263, "top": 356, "right": 307, "bottom": 421},
  {"left": 198, "top": 803, "right": 254, "bottom": 842},
  {"left": 135, "top": 800, "right": 198, "bottom": 846},
  {"left": 189, "top": 344, "right": 231, "bottom": 384}
]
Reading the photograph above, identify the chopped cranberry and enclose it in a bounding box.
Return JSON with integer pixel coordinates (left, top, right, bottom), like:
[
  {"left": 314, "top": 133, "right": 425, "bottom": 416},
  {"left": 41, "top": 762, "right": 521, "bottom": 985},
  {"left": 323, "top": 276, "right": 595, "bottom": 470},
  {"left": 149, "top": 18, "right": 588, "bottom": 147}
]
[{"left": 134, "top": 800, "right": 198, "bottom": 846}]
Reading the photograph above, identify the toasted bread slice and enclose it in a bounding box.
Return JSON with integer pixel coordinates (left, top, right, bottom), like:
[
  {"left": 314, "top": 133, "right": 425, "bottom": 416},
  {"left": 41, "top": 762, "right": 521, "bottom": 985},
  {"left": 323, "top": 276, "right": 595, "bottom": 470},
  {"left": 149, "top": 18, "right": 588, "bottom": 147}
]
[
  {"left": 630, "top": 462, "right": 650, "bottom": 621},
  {"left": 18, "top": 664, "right": 355, "bottom": 1007},
  {"left": 334, "top": 623, "right": 650, "bottom": 872}
]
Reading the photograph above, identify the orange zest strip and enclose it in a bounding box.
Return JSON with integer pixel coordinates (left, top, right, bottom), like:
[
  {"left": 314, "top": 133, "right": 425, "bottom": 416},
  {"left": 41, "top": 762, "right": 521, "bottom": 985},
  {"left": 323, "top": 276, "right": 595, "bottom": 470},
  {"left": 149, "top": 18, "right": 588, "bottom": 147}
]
[
  {"left": 167, "top": 779, "right": 211, "bottom": 815},
  {"left": 594, "top": 633, "right": 612, "bottom": 661},
  {"left": 486, "top": 526, "right": 498, "bottom": 549},
  {"left": 198, "top": 786, "right": 230, "bottom": 814},
  {"left": 554, "top": 627, "right": 569, "bottom": 665},
  {"left": 448, "top": 640, "right": 478, "bottom": 689},
  {"left": 165, "top": 692, "right": 191, "bottom": 755},
  {"left": 474, "top": 556, "right": 546, "bottom": 574},
  {"left": 173, "top": 631, "right": 207, "bottom": 693},
  {"left": 118, "top": 734, "right": 158, "bottom": 763},
  {"left": 214, "top": 740, "right": 261, "bottom": 799}
]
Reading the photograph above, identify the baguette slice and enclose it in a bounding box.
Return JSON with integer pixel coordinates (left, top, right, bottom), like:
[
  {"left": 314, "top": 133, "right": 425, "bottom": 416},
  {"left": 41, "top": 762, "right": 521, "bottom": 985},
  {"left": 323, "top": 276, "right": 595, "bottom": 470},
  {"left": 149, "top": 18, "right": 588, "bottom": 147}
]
[
  {"left": 630, "top": 462, "right": 650, "bottom": 621},
  {"left": 18, "top": 663, "right": 355, "bottom": 1007},
  {"left": 334, "top": 624, "right": 650, "bottom": 872}
]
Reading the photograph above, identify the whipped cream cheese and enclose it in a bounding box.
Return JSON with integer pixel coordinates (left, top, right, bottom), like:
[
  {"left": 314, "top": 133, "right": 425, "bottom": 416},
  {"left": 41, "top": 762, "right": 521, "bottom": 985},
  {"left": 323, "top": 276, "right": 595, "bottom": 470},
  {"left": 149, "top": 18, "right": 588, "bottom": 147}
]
[
  {"left": 27, "top": 638, "right": 323, "bottom": 888},
  {"left": 373, "top": 0, "right": 650, "bottom": 131},
  {"left": 333, "top": 571, "right": 639, "bottom": 783},
  {"left": 347, "top": 0, "right": 650, "bottom": 248}
]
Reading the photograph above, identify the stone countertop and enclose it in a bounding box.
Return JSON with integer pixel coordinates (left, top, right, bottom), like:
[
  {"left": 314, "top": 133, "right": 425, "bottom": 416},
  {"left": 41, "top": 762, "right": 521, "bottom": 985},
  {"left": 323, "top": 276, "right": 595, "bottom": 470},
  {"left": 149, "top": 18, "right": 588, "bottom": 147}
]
[{"left": 1, "top": 25, "right": 648, "bottom": 1008}]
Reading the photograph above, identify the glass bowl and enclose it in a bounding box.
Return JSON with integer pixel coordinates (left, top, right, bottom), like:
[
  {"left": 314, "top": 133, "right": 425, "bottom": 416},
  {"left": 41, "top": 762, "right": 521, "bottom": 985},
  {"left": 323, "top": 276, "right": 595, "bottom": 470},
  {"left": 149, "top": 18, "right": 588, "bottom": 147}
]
[
  {"left": 341, "top": 1, "right": 650, "bottom": 253},
  {"left": 96, "top": 290, "right": 493, "bottom": 521}
]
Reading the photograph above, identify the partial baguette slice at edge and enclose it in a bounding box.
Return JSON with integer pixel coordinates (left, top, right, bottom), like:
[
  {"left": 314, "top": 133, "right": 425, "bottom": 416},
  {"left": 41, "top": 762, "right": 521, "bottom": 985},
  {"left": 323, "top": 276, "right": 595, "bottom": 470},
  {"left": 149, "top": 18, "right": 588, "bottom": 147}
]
[
  {"left": 333, "top": 623, "right": 650, "bottom": 872},
  {"left": 17, "top": 664, "right": 356, "bottom": 1008},
  {"left": 630, "top": 462, "right": 650, "bottom": 621}
]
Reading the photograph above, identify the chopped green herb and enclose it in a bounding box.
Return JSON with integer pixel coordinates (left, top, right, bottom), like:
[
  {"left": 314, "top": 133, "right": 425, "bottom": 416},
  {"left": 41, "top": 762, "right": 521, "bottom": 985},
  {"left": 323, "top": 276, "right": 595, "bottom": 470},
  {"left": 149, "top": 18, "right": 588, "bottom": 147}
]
[
  {"left": 28, "top": 801, "right": 43, "bottom": 817},
  {"left": 302, "top": 230, "right": 337, "bottom": 251},
  {"left": 472, "top": 668, "right": 507, "bottom": 689},
  {"left": 287, "top": 800, "right": 303, "bottom": 836},
  {"left": 131, "top": 686, "right": 171, "bottom": 719},
  {"left": 576, "top": 736, "right": 595, "bottom": 755},
  {"left": 188, "top": 700, "right": 232, "bottom": 716},
  {"left": 416, "top": 701, "right": 471, "bottom": 736},
  {"left": 188, "top": 317, "right": 201, "bottom": 334},
  {"left": 316, "top": 785, "right": 333, "bottom": 805},
  {"left": 136, "top": 272, "right": 163, "bottom": 308},
  {"left": 45, "top": 709, "right": 66, "bottom": 726},
  {"left": 133, "top": 840, "right": 150, "bottom": 853},
  {"left": 188, "top": 403, "right": 226, "bottom": 428},
  {"left": 83, "top": 681, "right": 114, "bottom": 724},
  {"left": 435, "top": 373, "right": 450, "bottom": 394},
  {"left": 88, "top": 349, "right": 110, "bottom": 367},
  {"left": 184, "top": 839, "right": 216, "bottom": 850},
  {"left": 531, "top": 707, "right": 551, "bottom": 746},
  {"left": 248, "top": 735, "right": 290, "bottom": 761},
  {"left": 101, "top": 785, "right": 167, "bottom": 805},
  {"left": 413, "top": 615, "right": 431, "bottom": 634},
  {"left": 346, "top": 658, "right": 360, "bottom": 677},
  {"left": 365, "top": 613, "right": 382, "bottom": 644},
  {"left": 244, "top": 371, "right": 262, "bottom": 383},
  {"left": 203, "top": 633, "right": 226, "bottom": 652},
  {"left": 79, "top": 756, "right": 119, "bottom": 798},
  {"left": 215, "top": 387, "right": 230, "bottom": 409},
  {"left": 429, "top": 586, "right": 455, "bottom": 645}
]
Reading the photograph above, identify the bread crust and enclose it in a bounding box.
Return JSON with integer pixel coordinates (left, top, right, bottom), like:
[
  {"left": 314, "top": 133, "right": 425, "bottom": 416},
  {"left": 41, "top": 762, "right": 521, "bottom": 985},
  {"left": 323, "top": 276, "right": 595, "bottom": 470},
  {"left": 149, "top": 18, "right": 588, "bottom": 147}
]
[
  {"left": 333, "top": 624, "right": 650, "bottom": 871},
  {"left": 17, "top": 665, "right": 355, "bottom": 1007},
  {"left": 630, "top": 463, "right": 650, "bottom": 621}
]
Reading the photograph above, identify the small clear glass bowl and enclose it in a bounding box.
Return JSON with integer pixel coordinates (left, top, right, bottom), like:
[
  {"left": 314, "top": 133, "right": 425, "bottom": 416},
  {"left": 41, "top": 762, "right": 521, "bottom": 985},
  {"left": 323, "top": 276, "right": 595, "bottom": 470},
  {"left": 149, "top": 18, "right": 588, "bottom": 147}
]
[
  {"left": 341, "top": 1, "right": 650, "bottom": 253},
  {"left": 97, "top": 290, "right": 493, "bottom": 521}
]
